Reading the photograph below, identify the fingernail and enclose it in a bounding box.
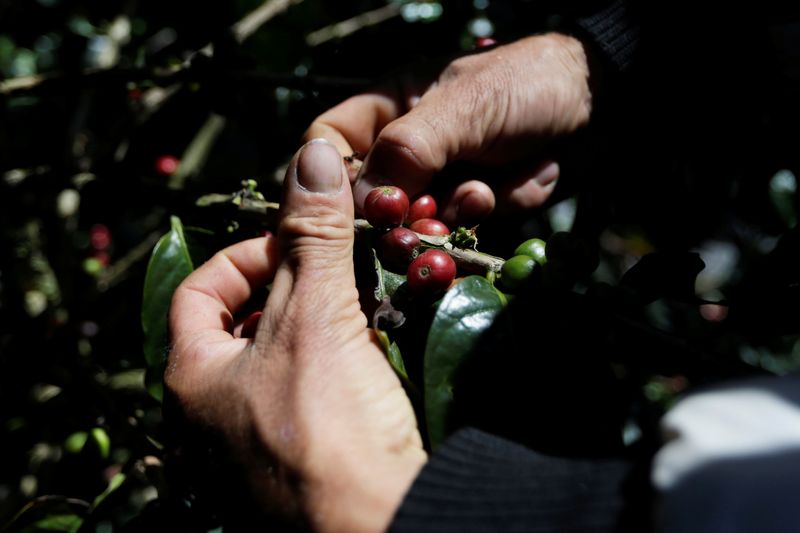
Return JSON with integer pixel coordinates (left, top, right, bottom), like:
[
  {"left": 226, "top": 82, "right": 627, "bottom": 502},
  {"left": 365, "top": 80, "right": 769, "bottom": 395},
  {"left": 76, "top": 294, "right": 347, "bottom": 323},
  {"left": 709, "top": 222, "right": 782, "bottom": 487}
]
[
  {"left": 534, "top": 161, "right": 560, "bottom": 187},
  {"left": 296, "top": 139, "right": 343, "bottom": 194}
]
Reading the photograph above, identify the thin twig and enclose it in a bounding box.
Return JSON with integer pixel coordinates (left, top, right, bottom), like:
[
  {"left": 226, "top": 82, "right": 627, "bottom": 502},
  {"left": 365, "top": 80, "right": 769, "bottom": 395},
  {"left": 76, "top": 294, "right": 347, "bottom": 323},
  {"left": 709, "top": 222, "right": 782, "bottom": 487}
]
[
  {"left": 233, "top": 0, "right": 304, "bottom": 43},
  {"left": 306, "top": 3, "right": 402, "bottom": 47},
  {"left": 97, "top": 230, "right": 164, "bottom": 292}
]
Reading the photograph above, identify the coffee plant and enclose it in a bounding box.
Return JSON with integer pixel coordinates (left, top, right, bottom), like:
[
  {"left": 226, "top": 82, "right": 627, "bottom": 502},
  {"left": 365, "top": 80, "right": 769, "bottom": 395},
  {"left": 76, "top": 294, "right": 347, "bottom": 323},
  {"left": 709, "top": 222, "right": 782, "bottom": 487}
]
[{"left": 2, "top": 1, "right": 800, "bottom": 531}]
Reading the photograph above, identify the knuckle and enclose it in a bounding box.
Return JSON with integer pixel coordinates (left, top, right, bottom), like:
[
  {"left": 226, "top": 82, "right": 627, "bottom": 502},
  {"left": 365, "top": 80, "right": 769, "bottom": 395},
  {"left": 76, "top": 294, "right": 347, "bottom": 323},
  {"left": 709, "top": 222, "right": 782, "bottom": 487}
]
[
  {"left": 376, "top": 119, "right": 444, "bottom": 173},
  {"left": 279, "top": 210, "right": 354, "bottom": 266}
]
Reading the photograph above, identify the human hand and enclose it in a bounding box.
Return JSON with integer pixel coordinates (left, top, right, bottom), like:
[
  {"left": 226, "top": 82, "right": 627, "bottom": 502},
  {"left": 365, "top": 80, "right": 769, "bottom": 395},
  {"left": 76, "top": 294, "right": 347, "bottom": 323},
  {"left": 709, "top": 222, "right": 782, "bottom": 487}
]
[
  {"left": 305, "top": 32, "right": 592, "bottom": 226},
  {"left": 166, "top": 139, "right": 426, "bottom": 532}
]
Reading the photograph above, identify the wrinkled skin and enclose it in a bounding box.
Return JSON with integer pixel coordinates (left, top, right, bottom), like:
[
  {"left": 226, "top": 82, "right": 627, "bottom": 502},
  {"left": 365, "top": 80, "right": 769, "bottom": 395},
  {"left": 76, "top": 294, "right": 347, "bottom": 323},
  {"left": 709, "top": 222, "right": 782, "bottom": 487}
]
[
  {"left": 306, "top": 33, "right": 592, "bottom": 226},
  {"left": 168, "top": 32, "right": 594, "bottom": 532}
]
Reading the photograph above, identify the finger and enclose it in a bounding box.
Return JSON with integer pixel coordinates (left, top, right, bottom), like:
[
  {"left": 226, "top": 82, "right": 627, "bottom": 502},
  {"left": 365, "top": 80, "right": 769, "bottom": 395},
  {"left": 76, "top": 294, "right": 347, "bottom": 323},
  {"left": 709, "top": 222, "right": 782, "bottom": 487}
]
[
  {"left": 439, "top": 180, "right": 496, "bottom": 227},
  {"left": 169, "top": 236, "right": 278, "bottom": 347},
  {"left": 166, "top": 236, "right": 278, "bottom": 408},
  {"left": 495, "top": 160, "right": 560, "bottom": 214},
  {"left": 303, "top": 93, "right": 404, "bottom": 165},
  {"left": 352, "top": 96, "right": 453, "bottom": 209},
  {"left": 262, "top": 139, "right": 366, "bottom": 353}
]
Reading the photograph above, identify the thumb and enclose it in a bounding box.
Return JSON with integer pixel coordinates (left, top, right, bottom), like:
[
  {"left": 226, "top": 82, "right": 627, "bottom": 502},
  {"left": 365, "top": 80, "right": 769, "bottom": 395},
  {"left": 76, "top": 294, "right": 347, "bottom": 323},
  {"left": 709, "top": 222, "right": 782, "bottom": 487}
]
[
  {"left": 263, "top": 139, "right": 365, "bottom": 350},
  {"left": 353, "top": 103, "right": 451, "bottom": 209}
]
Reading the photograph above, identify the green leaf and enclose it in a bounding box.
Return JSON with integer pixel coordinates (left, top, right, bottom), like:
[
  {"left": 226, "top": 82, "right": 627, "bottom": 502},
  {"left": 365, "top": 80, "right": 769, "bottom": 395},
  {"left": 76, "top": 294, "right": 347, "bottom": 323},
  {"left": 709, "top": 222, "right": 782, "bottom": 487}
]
[
  {"left": 2, "top": 497, "right": 88, "bottom": 533},
  {"left": 91, "top": 473, "right": 126, "bottom": 509},
  {"left": 375, "top": 329, "right": 408, "bottom": 380},
  {"left": 372, "top": 249, "right": 406, "bottom": 301},
  {"left": 141, "top": 216, "right": 195, "bottom": 402},
  {"left": 89, "top": 428, "right": 110, "bottom": 459},
  {"left": 64, "top": 432, "right": 88, "bottom": 454},
  {"left": 424, "top": 276, "right": 505, "bottom": 449},
  {"left": 16, "top": 514, "right": 83, "bottom": 533}
]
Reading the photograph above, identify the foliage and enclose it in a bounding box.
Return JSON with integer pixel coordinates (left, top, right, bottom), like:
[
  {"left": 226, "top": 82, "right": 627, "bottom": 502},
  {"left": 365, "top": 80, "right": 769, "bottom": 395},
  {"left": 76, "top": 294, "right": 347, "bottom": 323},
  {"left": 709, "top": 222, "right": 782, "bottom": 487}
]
[{"left": 2, "top": 0, "right": 800, "bottom": 530}]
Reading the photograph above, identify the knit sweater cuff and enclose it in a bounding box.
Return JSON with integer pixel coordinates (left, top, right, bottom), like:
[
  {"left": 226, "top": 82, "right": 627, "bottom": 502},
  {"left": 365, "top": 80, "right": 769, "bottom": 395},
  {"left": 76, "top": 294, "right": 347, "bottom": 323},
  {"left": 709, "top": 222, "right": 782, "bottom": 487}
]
[
  {"left": 574, "top": 0, "right": 640, "bottom": 72},
  {"left": 389, "top": 428, "right": 630, "bottom": 532}
]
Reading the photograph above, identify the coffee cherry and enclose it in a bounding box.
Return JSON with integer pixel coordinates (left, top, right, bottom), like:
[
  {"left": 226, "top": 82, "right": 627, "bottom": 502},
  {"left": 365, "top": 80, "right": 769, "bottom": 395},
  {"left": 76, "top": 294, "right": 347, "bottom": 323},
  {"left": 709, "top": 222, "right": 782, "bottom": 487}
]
[
  {"left": 475, "top": 37, "right": 497, "bottom": 48},
  {"left": 155, "top": 155, "right": 180, "bottom": 176},
  {"left": 90, "top": 224, "right": 111, "bottom": 250},
  {"left": 364, "top": 186, "right": 409, "bottom": 229},
  {"left": 407, "top": 194, "right": 438, "bottom": 223},
  {"left": 407, "top": 249, "right": 456, "bottom": 295},
  {"left": 241, "top": 311, "right": 262, "bottom": 338},
  {"left": 380, "top": 227, "right": 421, "bottom": 269},
  {"left": 514, "top": 238, "right": 547, "bottom": 265},
  {"left": 409, "top": 218, "right": 450, "bottom": 236},
  {"left": 501, "top": 255, "right": 536, "bottom": 291}
]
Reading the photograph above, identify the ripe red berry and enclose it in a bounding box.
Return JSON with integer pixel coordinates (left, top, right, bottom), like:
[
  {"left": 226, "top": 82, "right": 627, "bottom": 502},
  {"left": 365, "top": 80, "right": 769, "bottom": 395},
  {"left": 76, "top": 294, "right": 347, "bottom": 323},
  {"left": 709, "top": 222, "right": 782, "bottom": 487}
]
[
  {"left": 154, "top": 155, "right": 180, "bottom": 177},
  {"left": 90, "top": 224, "right": 111, "bottom": 250},
  {"left": 380, "top": 227, "right": 421, "bottom": 268},
  {"left": 407, "top": 194, "right": 438, "bottom": 223},
  {"left": 241, "top": 311, "right": 262, "bottom": 338},
  {"left": 409, "top": 218, "right": 450, "bottom": 236},
  {"left": 407, "top": 249, "right": 456, "bottom": 295},
  {"left": 364, "top": 186, "right": 409, "bottom": 228},
  {"left": 475, "top": 37, "right": 497, "bottom": 48}
]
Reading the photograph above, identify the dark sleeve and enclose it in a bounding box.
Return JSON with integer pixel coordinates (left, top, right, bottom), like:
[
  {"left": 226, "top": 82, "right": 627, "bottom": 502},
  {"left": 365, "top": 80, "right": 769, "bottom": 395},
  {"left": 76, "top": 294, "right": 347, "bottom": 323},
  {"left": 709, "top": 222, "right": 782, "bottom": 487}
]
[
  {"left": 390, "top": 428, "right": 634, "bottom": 533},
  {"left": 572, "top": 0, "right": 640, "bottom": 72}
]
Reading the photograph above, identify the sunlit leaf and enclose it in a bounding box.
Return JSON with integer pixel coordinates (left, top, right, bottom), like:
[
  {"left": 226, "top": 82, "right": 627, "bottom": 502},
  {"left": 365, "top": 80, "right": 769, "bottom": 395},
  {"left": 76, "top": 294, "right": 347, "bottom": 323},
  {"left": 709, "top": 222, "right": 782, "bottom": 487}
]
[
  {"left": 424, "top": 276, "right": 504, "bottom": 449},
  {"left": 141, "top": 216, "right": 194, "bottom": 402}
]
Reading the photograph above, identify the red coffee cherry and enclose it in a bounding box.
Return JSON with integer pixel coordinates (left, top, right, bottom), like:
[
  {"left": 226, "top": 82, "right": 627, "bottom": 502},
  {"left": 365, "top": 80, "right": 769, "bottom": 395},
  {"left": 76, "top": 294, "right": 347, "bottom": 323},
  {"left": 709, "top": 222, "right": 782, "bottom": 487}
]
[
  {"left": 380, "top": 227, "right": 421, "bottom": 268},
  {"left": 90, "top": 224, "right": 111, "bottom": 250},
  {"left": 155, "top": 155, "right": 180, "bottom": 177},
  {"left": 409, "top": 218, "right": 450, "bottom": 236},
  {"left": 364, "top": 186, "right": 409, "bottom": 229},
  {"left": 475, "top": 37, "right": 497, "bottom": 48},
  {"left": 241, "top": 311, "right": 263, "bottom": 338},
  {"left": 407, "top": 194, "right": 438, "bottom": 223},
  {"left": 407, "top": 249, "right": 456, "bottom": 295}
]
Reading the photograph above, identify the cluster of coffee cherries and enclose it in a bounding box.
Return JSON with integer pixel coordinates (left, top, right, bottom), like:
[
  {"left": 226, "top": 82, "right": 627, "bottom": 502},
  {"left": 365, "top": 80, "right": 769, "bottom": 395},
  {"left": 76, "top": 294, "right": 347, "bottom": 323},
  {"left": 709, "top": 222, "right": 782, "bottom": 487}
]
[
  {"left": 364, "top": 186, "right": 456, "bottom": 295},
  {"left": 500, "top": 238, "right": 547, "bottom": 290}
]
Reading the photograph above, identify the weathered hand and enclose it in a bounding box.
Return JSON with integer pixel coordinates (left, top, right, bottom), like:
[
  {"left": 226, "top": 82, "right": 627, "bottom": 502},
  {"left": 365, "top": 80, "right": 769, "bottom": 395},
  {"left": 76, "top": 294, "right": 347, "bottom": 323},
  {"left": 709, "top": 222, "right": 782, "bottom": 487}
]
[
  {"left": 166, "top": 139, "right": 426, "bottom": 532},
  {"left": 305, "top": 32, "right": 592, "bottom": 225}
]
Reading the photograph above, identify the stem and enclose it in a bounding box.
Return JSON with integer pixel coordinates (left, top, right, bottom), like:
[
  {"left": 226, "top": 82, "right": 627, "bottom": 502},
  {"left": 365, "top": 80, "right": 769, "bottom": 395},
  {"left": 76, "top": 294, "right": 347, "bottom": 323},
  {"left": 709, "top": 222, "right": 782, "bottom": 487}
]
[{"left": 306, "top": 3, "right": 402, "bottom": 47}]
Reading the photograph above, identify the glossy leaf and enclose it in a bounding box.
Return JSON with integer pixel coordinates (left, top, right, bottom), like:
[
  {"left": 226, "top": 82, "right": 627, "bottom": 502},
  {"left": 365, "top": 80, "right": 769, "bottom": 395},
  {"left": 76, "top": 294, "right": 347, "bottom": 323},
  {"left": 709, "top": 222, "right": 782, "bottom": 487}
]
[
  {"left": 141, "top": 216, "right": 194, "bottom": 402},
  {"left": 424, "top": 276, "right": 505, "bottom": 449}
]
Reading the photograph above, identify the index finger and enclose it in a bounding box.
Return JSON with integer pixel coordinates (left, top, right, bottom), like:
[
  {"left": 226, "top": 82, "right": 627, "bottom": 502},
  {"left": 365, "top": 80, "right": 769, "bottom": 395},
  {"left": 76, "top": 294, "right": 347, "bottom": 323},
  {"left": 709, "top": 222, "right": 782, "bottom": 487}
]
[
  {"left": 304, "top": 92, "right": 404, "bottom": 180},
  {"left": 169, "top": 235, "right": 278, "bottom": 349}
]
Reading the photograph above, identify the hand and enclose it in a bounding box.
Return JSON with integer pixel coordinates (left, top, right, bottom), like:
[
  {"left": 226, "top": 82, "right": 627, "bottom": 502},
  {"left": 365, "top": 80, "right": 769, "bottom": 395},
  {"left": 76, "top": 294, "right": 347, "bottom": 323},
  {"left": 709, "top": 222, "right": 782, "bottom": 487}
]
[
  {"left": 305, "top": 32, "right": 593, "bottom": 226},
  {"left": 166, "top": 139, "right": 426, "bottom": 532}
]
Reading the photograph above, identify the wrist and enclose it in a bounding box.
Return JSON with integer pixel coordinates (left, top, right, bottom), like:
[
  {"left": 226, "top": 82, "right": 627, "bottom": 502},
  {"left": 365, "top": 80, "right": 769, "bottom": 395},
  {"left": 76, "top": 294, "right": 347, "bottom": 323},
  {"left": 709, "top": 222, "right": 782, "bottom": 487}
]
[{"left": 306, "top": 450, "right": 426, "bottom": 532}]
